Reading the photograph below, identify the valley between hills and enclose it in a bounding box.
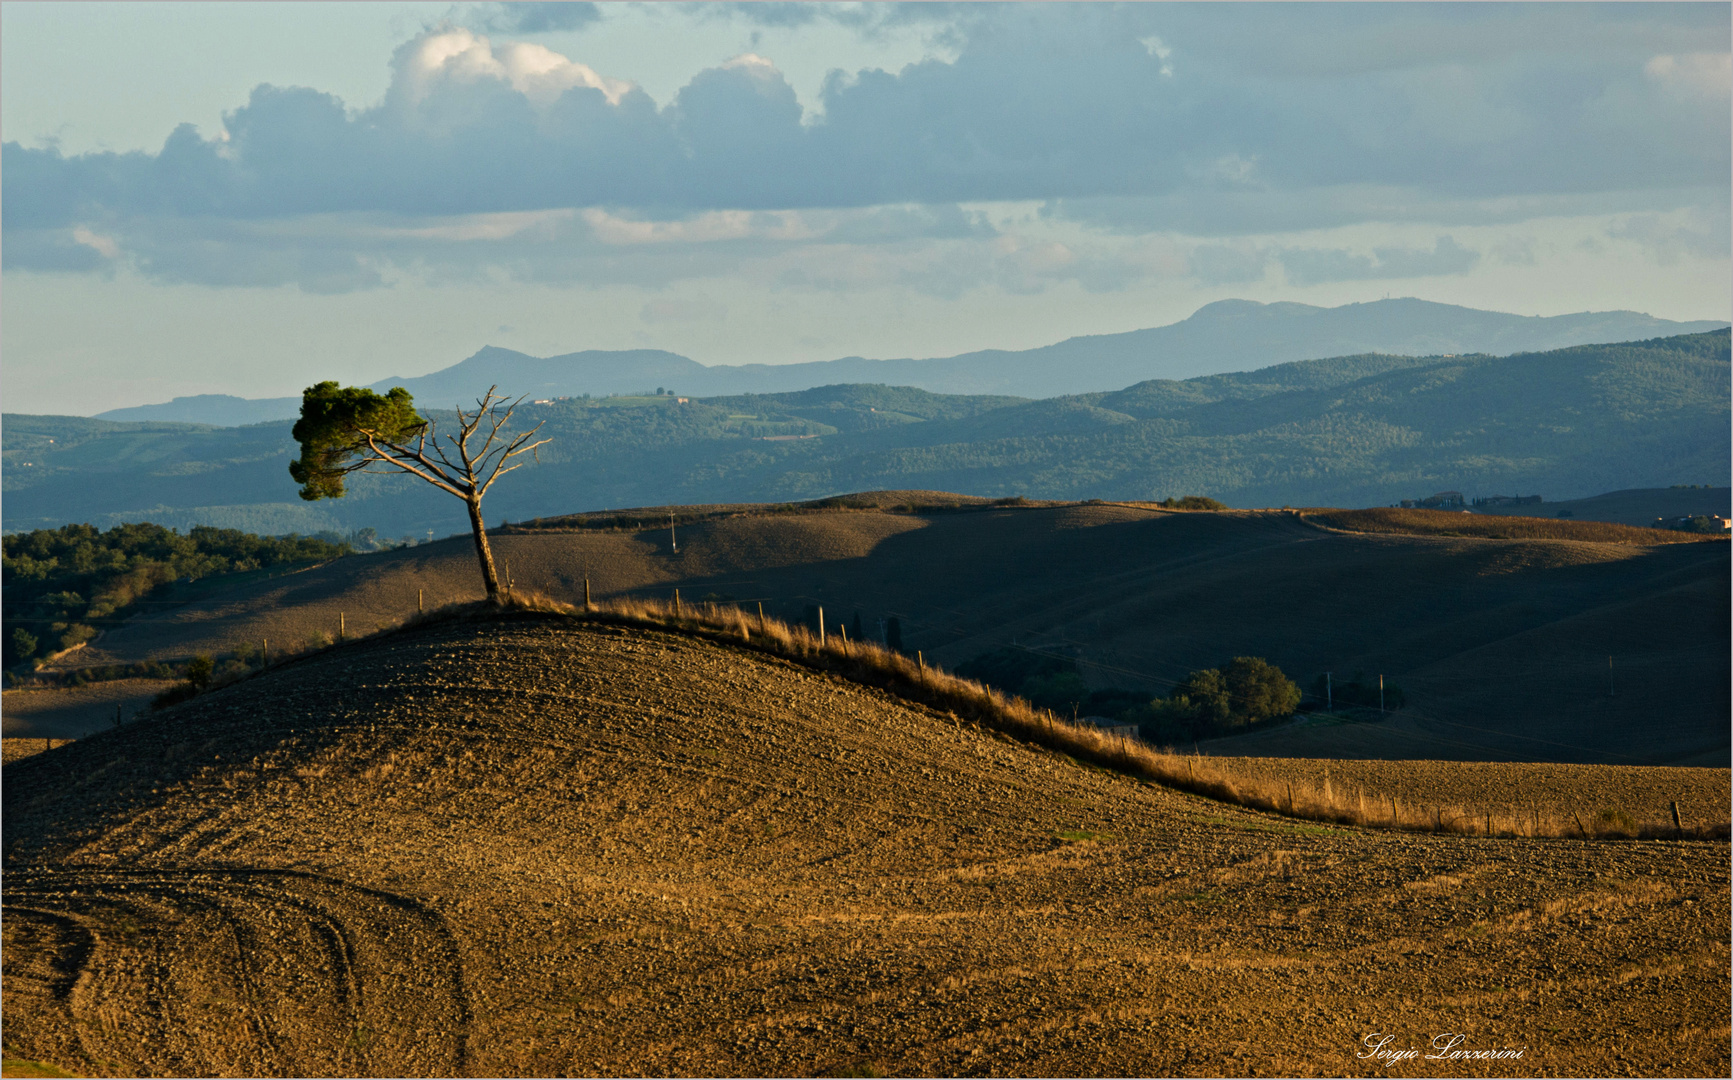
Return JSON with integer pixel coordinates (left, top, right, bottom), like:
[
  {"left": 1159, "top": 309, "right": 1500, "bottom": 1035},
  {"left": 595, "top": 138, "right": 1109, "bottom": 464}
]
[{"left": 21, "top": 498, "right": 1728, "bottom": 765}]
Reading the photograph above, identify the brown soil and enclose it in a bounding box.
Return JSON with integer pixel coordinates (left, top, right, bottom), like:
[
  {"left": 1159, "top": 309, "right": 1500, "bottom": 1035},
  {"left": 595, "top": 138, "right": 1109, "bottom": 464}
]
[
  {"left": 1303, "top": 506, "right": 1720, "bottom": 545},
  {"left": 4, "top": 612, "right": 1727, "bottom": 1077},
  {"left": 43, "top": 503, "right": 1728, "bottom": 766},
  {"left": 1184, "top": 755, "right": 1728, "bottom": 836}
]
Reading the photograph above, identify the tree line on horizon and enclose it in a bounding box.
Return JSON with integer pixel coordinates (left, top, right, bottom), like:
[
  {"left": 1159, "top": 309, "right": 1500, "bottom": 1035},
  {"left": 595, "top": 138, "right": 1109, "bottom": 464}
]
[{"left": 1, "top": 523, "right": 351, "bottom": 670}]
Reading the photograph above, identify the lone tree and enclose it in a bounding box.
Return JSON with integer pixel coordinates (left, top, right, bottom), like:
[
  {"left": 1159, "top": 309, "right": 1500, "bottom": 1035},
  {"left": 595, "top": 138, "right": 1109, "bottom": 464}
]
[{"left": 289, "top": 382, "right": 549, "bottom": 601}]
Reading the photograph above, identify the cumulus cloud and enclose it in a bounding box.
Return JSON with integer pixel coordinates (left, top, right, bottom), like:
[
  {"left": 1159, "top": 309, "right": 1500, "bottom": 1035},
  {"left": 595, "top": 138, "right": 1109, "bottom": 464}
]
[
  {"left": 2, "top": 6, "right": 1725, "bottom": 294},
  {"left": 1278, "top": 237, "right": 1480, "bottom": 287},
  {"left": 394, "top": 27, "right": 633, "bottom": 107}
]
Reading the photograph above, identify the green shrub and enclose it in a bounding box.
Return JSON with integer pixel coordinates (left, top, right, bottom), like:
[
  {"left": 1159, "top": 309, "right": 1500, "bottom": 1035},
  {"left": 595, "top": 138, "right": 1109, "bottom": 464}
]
[
  {"left": 57, "top": 623, "right": 97, "bottom": 651},
  {"left": 1132, "top": 657, "right": 1300, "bottom": 743},
  {"left": 185, "top": 655, "right": 214, "bottom": 690}
]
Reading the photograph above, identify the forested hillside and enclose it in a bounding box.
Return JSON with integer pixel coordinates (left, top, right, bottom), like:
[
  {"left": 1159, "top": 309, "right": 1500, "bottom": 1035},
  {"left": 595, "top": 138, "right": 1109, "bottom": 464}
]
[{"left": 5, "top": 332, "right": 1726, "bottom": 538}]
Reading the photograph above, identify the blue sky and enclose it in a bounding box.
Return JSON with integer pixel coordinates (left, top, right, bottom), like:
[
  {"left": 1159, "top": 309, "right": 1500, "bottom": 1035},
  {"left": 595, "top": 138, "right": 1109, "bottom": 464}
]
[{"left": 3, "top": 1, "right": 1728, "bottom": 415}]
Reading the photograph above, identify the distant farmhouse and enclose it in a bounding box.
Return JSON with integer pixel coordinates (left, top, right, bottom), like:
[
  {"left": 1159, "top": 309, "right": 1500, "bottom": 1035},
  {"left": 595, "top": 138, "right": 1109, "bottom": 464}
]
[
  {"left": 1657, "top": 514, "right": 1732, "bottom": 532},
  {"left": 1398, "top": 490, "right": 1466, "bottom": 510}
]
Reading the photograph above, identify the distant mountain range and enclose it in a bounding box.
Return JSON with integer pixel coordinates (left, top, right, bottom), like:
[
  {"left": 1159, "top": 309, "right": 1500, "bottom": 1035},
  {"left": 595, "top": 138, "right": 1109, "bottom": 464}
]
[
  {"left": 14, "top": 329, "right": 1727, "bottom": 538},
  {"left": 93, "top": 298, "right": 1728, "bottom": 427}
]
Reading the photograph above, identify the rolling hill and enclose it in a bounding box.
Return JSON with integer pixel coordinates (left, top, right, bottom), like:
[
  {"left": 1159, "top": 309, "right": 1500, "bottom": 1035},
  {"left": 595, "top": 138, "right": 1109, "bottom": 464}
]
[
  {"left": 31, "top": 500, "right": 1729, "bottom": 766},
  {"left": 4, "top": 608, "right": 1727, "bottom": 1076},
  {"left": 8, "top": 332, "right": 1728, "bottom": 539},
  {"left": 92, "top": 297, "right": 1729, "bottom": 426}
]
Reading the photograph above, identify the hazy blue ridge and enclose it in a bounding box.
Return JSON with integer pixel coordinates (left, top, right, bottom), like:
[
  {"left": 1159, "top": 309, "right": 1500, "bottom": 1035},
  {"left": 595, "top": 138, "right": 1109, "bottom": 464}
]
[
  {"left": 93, "top": 395, "right": 304, "bottom": 426},
  {"left": 90, "top": 298, "right": 1729, "bottom": 427},
  {"left": 11, "top": 330, "right": 1728, "bottom": 538}
]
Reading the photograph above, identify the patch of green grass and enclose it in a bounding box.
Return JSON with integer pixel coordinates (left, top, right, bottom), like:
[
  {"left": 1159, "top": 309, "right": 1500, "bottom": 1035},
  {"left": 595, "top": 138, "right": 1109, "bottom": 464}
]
[
  {"left": 2, "top": 1056, "right": 77, "bottom": 1078},
  {"left": 1194, "top": 814, "right": 1343, "bottom": 837},
  {"left": 1055, "top": 828, "right": 1102, "bottom": 842}
]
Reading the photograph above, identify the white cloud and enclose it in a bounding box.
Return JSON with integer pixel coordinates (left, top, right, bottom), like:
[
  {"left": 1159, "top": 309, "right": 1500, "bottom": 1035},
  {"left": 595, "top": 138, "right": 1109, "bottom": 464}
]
[
  {"left": 581, "top": 208, "right": 818, "bottom": 245},
  {"left": 1644, "top": 52, "right": 1732, "bottom": 99},
  {"left": 398, "top": 27, "right": 633, "bottom": 107},
  {"left": 1138, "top": 34, "right": 1174, "bottom": 77},
  {"left": 72, "top": 227, "right": 119, "bottom": 259},
  {"left": 373, "top": 209, "right": 575, "bottom": 242},
  {"left": 723, "top": 52, "right": 780, "bottom": 75}
]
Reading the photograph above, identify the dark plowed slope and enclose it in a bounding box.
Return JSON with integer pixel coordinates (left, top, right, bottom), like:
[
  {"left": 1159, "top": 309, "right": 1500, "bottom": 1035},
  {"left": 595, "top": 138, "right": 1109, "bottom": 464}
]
[
  {"left": 4, "top": 613, "right": 1727, "bottom": 1076},
  {"left": 50, "top": 504, "right": 1730, "bottom": 763}
]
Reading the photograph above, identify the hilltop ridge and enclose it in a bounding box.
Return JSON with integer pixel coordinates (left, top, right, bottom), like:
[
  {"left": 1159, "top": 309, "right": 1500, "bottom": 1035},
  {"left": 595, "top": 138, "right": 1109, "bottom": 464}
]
[
  {"left": 13, "top": 330, "right": 1729, "bottom": 537},
  {"left": 90, "top": 298, "right": 1729, "bottom": 425}
]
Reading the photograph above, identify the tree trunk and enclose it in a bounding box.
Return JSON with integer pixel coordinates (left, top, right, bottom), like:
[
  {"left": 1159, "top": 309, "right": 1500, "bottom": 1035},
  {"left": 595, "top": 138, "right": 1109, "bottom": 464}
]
[{"left": 466, "top": 496, "right": 502, "bottom": 601}]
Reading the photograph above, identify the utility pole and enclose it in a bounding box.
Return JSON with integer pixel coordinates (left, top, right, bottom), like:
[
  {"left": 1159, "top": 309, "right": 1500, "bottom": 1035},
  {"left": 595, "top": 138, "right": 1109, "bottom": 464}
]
[
  {"left": 670, "top": 513, "right": 678, "bottom": 554},
  {"left": 1379, "top": 673, "right": 1385, "bottom": 715},
  {"left": 1608, "top": 655, "right": 1614, "bottom": 697},
  {"left": 1326, "top": 671, "right": 1332, "bottom": 711}
]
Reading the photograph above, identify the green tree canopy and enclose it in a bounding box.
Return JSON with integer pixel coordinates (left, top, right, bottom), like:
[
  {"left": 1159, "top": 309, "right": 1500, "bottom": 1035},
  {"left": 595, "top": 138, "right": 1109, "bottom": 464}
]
[
  {"left": 289, "top": 383, "right": 426, "bottom": 501},
  {"left": 1223, "top": 656, "right": 1302, "bottom": 723}
]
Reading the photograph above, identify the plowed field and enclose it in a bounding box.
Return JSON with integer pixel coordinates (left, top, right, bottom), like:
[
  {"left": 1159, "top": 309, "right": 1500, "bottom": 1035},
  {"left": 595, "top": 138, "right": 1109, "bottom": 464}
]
[{"left": 4, "top": 612, "right": 1727, "bottom": 1076}]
